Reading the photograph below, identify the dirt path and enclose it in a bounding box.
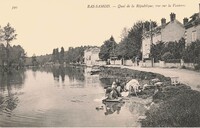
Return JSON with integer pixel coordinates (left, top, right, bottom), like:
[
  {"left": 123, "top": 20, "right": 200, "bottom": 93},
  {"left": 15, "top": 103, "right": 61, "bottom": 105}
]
[{"left": 108, "top": 65, "right": 200, "bottom": 91}]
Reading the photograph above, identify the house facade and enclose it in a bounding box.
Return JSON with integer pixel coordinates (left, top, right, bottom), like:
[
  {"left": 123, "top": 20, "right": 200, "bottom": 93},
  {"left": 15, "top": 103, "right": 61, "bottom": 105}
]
[
  {"left": 84, "top": 47, "right": 100, "bottom": 66},
  {"left": 184, "top": 4, "right": 200, "bottom": 46},
  {"left": 142, "top": 13, "right": 185, "bottom": 59}
]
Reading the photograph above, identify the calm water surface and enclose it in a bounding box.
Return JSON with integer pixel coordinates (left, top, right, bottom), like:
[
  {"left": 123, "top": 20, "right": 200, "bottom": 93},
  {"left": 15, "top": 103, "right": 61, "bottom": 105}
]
[{"left": 0, "top": 66, "right": 145, "bottom": 127}]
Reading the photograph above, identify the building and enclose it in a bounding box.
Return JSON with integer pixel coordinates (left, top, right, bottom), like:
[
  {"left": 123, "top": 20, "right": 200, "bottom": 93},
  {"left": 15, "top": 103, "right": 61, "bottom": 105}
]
[
  {"left": 184, "top": 4, "right": 200, "bottom": 46},
  {"left": 84, "top": 47, "right": 100, "bottom": 66},
  {"left": 142, "top": 13, "right": 185, "bottom": 59}
]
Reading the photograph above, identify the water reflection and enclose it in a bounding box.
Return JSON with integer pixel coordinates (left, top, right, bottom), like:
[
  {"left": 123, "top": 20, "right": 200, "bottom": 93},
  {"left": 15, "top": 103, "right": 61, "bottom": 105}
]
[
  {"left": 32, "top": 66, "right": 85, "bottom": 83},
  {"left": 0, "top": 67, "right": 145, "bottom": 127},
  {"left": 64, "top": 66, "right": 84, "bottom": 82},
  {"left": 29, "top": 66, "right": 88, "bottom": 88},
  {"left": 103, "top": 101, "right": 125, "bottom": 115},
  {"left": 0, "top": 70, "right": 25, "bottom": 115},
  {"left": 0, "top": 70, "right": 26, "bottom": 93}
]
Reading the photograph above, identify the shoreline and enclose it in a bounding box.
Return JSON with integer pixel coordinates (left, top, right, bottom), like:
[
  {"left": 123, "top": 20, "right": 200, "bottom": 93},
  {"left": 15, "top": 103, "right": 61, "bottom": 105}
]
[{"left": 99, "top": 66, "right": 200, "bottom": 127}]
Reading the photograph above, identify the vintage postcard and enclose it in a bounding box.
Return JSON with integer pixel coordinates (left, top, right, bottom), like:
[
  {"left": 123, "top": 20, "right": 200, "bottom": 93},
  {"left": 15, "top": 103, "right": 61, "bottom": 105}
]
[{"left": 0, "top": 0, "right": 200, "bottom": 127}]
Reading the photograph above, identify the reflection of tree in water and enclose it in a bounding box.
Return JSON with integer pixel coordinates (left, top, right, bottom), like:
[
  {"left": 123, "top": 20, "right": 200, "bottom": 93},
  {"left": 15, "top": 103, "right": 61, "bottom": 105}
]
[
  {"left": 0, "top": 93, "right": 19, "bottom": 115},
  {"left": 64, "top": 66, "right": 85, "bottom": 82},
  {"left": 52, "top": 67, "right": 60, "bottom": 82},
  {"left": 103, "top": 101, "right": 125, "bottom": 115},
  {"left": 60, "top": 68, "right": 65, "bottom": 82},
  {"left": 29, "top": 66, "right": 85, "bottom": 82},
  {"left": 0, "top": 70, "right": 26, "bottom": 92},
  {"left": 51, "top": 66, "right": 85, "bottom": 82},
  {"left": 0, "top": 70, "right": 25, "bottom": 114},
  {"left": 31, "top": 67, "right": 39, "bottom": 79}
]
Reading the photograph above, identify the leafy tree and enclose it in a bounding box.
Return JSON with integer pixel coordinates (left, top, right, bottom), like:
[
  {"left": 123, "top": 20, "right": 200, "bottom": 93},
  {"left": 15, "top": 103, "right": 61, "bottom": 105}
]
[
  {"left": 0, "top": 26, "right": 4, "bottom": 42},
  {"left": 2, "top": 23, "right": 17, "bottom": 46},
  {"left": 59, "top": 47, "right": 65, "bottom": 64},
  {"left": 55, "top": 48, "right": 59, "bottom": 62},
  {"left": 1, "top": 23, "right": 17, "bottom": 65},
  {"left": 9, "top": 45, "right": 26, "bottom": 68},
  {"left": 120, "top": 27, "right": 129, "bottom": 40},
  {"left": 0, "top": 44, "right": 6, "bottom": 66},
  {"left": 99, "top": 36, "right": 117, "bottom": 61},
  {"left": 32, "top": 54, "right": 38, "bottom": 66},
  {"left": 182, "top": 40, "right": 200, "bottom": 70},
  {"left": 150, "top": 42, "right": 165, "bottom": 62},
  {"left": 65, "top": 46, "right": 87, "bottom": 64},
  {"left": 117, "top": 21, "right": 157, "bottom": 60},
  {"left": 52, "top": 49, "right": 56, "bottom": 62},
  {"left": 161, "top": 52, "right": 174, "bottom": 61},
  {"left": 52, "top": 48, "right": 59, "bottom": 63},
  {"left": 0, "top": 24, "right": 27, "bottom": 69},
  {"left": 116, "top": 37, "right": 136, "bottom": 59},
  {"left": 150, "top": 38, "right": 186, "bottom": 62}
]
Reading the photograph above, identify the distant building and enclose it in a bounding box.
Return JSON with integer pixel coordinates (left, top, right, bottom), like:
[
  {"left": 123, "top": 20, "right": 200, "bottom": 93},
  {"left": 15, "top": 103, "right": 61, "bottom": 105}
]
[
  {"left": 184, "top": 4, "right": 200, "bottom": 46},
  {"left": 84, "top": 47, "right": 100, "bottom": 66},
  {"left": 142, "top": 13, "right": 185, "bottom": 59}
]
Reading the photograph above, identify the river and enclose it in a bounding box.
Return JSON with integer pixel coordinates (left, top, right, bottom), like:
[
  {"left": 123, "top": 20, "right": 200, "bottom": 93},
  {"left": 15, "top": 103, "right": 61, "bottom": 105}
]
[{"left": 0, "top": 66, "right": 146, "bottom": 127}]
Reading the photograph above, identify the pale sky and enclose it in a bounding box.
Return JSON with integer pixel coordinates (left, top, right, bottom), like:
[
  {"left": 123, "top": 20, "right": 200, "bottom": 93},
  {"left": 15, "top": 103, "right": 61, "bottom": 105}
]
[{"left": 0, "top": 0, "right": 199, "bottom": 57}]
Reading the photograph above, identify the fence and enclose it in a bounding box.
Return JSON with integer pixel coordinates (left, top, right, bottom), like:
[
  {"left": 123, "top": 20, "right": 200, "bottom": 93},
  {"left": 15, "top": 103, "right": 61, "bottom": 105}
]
[
  {"left": 95, "top": 59, "right": 195, "bottom": 69},
  {"left": 110, "top": 60, "right": 121, "bottom": 65},
  {"left": 142, "top": 59, "right": 195, "bottom": 69}
]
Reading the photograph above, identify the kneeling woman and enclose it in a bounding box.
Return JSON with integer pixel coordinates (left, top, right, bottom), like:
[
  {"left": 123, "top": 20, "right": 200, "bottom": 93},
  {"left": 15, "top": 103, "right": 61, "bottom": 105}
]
[{"left": 105, "top": 81, "right": 122, "bottom": 100}]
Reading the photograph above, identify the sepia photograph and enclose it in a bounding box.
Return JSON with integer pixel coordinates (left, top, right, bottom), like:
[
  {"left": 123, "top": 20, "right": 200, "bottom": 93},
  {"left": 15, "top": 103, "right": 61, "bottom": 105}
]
[{"left": 1, "top": 0, "right": 200, "bottom": 127}]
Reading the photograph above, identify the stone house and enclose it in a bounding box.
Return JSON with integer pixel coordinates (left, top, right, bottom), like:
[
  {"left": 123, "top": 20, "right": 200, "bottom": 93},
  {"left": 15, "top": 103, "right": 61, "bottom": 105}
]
[
  {"left": 184, "top": 4, "right": 200, "bottom": 46},
  {"left": 142, "top": 13, "right": 185, "bottom": 59},
  {"left": 84, "top": 47, "right": 100, "bottom": 66}
]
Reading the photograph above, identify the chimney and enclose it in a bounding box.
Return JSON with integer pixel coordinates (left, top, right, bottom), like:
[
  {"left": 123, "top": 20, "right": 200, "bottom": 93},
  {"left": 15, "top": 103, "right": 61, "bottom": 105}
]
[
  {"left": 183, "top": 18, "right": 188, "bottom": 25},
  {"left": 161, "top": 18, "right": 166, "bottom": 26},
  {"left": 170, "top": 13, "right": 176, "bottom": 22}
]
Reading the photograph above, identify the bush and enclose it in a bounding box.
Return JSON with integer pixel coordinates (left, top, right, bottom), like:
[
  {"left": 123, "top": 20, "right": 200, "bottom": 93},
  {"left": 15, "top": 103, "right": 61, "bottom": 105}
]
[
  {"left": 165, "top": 59, "right": 181, "bottom": 63},
  {"left": 141, "top": 85, "right": 200, "bottom": 127},
  {"left": 161, "top": 52, "right": 174, "bottom": 61},
  {"left": 181, "top": 65, "right": 186, "bottom": 69},
  {"left": 194, "top": 64, "right": 200, "bottom": 70},
  {"left": 183, "top": 40, "right": 200, "bottom": 70}
]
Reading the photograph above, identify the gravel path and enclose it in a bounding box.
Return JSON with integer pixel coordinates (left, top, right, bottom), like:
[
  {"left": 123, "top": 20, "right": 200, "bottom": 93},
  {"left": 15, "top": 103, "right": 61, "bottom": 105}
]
[{"left": 108, "top": 65, "right": 200, "bottom": 91}]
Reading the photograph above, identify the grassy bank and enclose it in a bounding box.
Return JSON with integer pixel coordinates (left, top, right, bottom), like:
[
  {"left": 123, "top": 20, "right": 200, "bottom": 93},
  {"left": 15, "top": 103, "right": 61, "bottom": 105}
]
[
  {"left": 142, "top": 84, "right": 200, "bottom": 127},
  {"left": 99, "top": 66, "right": 171, "bottom": 98},
  {"left": 100, "top": 66, "right": 200, "bottom": 127}
]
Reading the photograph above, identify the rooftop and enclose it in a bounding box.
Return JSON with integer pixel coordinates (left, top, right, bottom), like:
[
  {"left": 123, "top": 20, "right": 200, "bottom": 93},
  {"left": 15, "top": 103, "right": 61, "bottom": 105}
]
[
  {"left": 185, "top": 12, "right": 200, "bottom": 29},
  {"left": 143, "top": 20, "right": 183, "bottom": 39}
]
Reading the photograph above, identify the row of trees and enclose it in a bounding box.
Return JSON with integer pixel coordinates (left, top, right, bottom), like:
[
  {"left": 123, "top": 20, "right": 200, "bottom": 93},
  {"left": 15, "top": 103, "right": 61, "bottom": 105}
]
[
  {"left": 65, "top": 46, "right": 85, "bottom": 64},
  {"left": 48, "top": 46, "right": 96, "bottom": 65},
  {"left": 150, "top": 38, "right": 200, "bottom": 70},
  {"left": 99, "top": 21, "right": 157, "bottom": 61},
  {"left": 52, "top": 47, "right": 65, "bottom": 64},
  {"left": 0, "top": 23, "right": 26, "bottom": 69},
  {"left": 150, "top": 38, "right": 186, "bottom": 62},
  {"left": 182, "top": 40, "right": 200, "bottom": 66},
  {"left": 65, "top": 46, "right": 98, "bottom": 64},
  {"left": 29, "top": 45, "right": 98, "bottom": 66}
]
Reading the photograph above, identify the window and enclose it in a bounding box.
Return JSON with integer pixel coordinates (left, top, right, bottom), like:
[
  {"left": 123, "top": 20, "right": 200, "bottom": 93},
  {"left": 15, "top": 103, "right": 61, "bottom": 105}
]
[{"left": 192, "top": 30, "right": 197, "bottom": 42}]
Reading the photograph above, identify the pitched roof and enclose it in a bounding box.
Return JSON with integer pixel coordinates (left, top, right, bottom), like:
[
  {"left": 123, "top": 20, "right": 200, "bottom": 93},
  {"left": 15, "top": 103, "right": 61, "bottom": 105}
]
[
  {"left": 185, "top": 13, "right": 200, "bottom": 29},
  {"left": 143, "top": 20, "right": 183, "bottom": 38},
  {"left": 85, "top": 47, "right": 100, "bottom": 53},
  {"left": 190, "top": 13, "right": 199, "bottom": 18}
]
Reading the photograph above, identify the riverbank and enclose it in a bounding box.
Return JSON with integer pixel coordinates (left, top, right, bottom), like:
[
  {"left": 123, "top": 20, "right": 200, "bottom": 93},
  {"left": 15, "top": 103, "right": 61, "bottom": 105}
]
[
  {"left": 118, "top": 65, "right": 200, "bottom": 91},
  {"left": 99, "top": 66, "right": 200, "bottom": 127}
]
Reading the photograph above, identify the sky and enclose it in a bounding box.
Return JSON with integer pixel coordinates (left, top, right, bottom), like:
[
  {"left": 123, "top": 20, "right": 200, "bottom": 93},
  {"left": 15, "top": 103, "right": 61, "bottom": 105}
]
[{"left": 0, "top": 0, "right": 200, "bottom": 57}]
